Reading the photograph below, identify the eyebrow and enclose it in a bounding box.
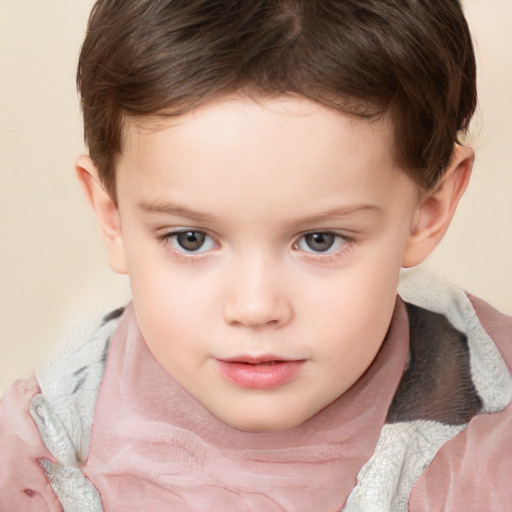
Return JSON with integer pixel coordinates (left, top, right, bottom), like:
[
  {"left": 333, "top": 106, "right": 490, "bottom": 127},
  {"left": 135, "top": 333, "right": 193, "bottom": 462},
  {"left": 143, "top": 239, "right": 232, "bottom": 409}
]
[
  {"left": 291, "top": 204, "right": 383, "bottom": 225},
  {"left": 137, "top": 200, "right": 382, "bottom": 225},
  {"left": 137, "top": 200, "right": 218, "bottom": 223}
]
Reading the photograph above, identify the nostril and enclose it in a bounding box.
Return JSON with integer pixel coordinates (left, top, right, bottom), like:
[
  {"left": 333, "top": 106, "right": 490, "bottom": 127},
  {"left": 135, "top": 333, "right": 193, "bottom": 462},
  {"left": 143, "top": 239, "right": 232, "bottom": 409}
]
[{"left": 24, "top": 489, "right": 36, "bottom": 498}]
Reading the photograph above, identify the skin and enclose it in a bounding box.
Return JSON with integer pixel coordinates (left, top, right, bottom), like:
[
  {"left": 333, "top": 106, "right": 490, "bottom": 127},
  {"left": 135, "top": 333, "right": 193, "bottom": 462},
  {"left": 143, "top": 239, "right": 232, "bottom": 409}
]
[{"left": 77, "top": 95, "right": 473, "bottom": 432}]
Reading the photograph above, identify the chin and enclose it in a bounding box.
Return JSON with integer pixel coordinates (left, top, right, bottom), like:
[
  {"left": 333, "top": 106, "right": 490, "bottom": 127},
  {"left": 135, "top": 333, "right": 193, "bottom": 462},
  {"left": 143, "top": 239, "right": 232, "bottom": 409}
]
[
  {"left": 215, "top": 408, "right": 309, "bottom": 433},
  {"left": 230, "top": 420, "right": 298, "bottom": 433}
]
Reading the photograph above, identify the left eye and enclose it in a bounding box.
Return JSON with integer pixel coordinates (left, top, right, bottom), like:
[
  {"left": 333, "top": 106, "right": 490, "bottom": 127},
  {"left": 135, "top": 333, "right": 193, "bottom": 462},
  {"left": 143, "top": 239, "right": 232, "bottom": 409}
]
[
  {"left": 169, "top": 230, "right": 217, "bottom": 253},
  {"left": 295, "top": 232, "right": 347, "bottom": 254}
]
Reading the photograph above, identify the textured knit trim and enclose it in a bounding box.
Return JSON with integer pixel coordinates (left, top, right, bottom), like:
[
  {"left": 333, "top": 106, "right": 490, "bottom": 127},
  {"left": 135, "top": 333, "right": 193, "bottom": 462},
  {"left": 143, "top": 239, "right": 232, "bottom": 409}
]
[
  {"left": 343, "top": 421, "right": 466, "bottom": 512},
  {"left": 29, "top": 309, "right": 123, "bottom": 511}
]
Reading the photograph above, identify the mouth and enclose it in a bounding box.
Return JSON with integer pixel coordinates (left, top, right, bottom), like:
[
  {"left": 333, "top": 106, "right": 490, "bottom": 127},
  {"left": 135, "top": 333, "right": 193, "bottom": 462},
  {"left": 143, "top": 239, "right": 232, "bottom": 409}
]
[{"left": 216, "top": 356, "right": 305, "bottom": 389}]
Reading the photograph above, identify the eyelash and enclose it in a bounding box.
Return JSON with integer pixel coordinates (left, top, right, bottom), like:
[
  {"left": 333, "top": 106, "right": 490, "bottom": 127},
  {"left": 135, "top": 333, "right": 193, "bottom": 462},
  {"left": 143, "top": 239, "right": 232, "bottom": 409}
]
[
  {"left": 158, "top": 229, "right": 219, "bottom": 262},
  {"left": 293, "top": 230, "right": 353, "bottom": 262},
  {"left": 157, "top": 229, "right": 354, "bottom": 263}
]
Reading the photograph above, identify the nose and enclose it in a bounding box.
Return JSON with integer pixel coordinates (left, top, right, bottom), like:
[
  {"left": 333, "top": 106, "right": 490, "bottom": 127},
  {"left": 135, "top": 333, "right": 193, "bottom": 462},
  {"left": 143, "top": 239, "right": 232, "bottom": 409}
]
[{"left": 222, "top": 257, "right": 293, "bottom": 329}]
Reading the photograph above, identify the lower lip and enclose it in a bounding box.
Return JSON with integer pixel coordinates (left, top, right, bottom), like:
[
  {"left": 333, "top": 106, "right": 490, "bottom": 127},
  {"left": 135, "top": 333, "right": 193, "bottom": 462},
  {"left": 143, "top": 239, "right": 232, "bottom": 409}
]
[{"left": 217, "top": 360, "right": 305, "bottom": 389}]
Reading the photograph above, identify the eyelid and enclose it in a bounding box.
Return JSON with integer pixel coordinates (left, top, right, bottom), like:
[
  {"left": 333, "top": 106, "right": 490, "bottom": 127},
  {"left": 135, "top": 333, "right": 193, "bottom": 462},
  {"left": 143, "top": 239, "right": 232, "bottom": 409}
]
[
  {"left": 293, "top": 230, "right": 353, "bottom": 260},
  {"left": 158, "top": 227, "right": 220, "bottom": 259}
]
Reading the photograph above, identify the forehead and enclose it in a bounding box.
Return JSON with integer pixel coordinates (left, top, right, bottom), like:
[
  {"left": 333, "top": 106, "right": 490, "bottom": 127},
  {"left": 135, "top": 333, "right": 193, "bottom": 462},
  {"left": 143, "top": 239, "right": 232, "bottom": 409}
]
[
  {"left": 116, "top": 95, "right": 416, "bottom": 215},
  {"left": 122, "top": 95, "right": 397, "bottom": 164}
]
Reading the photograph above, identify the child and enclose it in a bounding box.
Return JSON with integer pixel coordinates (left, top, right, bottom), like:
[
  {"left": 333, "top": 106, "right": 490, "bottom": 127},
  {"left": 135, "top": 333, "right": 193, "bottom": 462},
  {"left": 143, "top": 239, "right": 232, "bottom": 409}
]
[{"left": 1, "top": 0, "right": 511, "bottom": 510}]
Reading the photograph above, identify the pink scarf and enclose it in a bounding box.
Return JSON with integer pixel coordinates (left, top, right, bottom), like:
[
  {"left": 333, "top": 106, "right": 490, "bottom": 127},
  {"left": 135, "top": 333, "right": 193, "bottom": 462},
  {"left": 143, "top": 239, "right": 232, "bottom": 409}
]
[{"left": 83, "top": 300, "right": 409, "bottom": 511}]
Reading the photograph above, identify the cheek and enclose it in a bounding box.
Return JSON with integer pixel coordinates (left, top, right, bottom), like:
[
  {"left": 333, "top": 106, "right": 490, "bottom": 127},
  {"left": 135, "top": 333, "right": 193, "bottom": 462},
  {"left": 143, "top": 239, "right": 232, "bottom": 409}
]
[
  {"left": 127, "top": 259, "right": 221, "bottom": 359},
  {"left": 300, "top": 252, "right": 401, "bottom": 361},
  {"left": 347, "top": 263, "right": 401, "bottom": 337},
  {"left": 132, "top": 274, "right": 201, "bottom": 332},
  {"left": 131, "top": 289, "right": 204, "bottom": 375},
  {"left": 124, "top": 230, "right": 205, "bottom": 313}
]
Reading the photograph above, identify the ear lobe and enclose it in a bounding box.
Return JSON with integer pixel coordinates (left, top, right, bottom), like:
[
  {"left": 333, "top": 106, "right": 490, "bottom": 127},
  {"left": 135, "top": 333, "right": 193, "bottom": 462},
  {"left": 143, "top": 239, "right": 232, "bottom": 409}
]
[
  {"left": 75, "top": 155, "right": 128, "bottom": 274},
  {"left": 402, "top": 144, "right": 474, "bottom": 268}
]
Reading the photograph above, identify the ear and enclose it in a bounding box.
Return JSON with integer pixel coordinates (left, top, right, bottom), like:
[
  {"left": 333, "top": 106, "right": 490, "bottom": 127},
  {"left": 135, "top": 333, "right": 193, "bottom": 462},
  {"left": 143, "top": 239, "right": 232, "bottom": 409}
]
[
  {"left": 402, "top": 144, "right": 474, "bottom": 268},
  {"left": 75, "top": 154, "right": 128, "bottom": 274}
]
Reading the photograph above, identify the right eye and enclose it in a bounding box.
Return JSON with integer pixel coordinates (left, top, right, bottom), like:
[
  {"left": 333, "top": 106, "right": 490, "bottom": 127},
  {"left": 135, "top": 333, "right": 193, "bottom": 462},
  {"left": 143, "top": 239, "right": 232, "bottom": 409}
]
[
  {"left": 167, "top": 230, "right": 217, "bottom": 254},
  {"left": 295, "top": 231, "right": 348, "bottom": 254}
]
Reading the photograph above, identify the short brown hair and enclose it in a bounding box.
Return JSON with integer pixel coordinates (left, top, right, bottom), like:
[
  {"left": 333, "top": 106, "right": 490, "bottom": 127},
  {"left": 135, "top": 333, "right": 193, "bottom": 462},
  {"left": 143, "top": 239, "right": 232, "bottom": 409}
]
[{"left": 77, "top": 0, "right": 476, "bottom": 201}]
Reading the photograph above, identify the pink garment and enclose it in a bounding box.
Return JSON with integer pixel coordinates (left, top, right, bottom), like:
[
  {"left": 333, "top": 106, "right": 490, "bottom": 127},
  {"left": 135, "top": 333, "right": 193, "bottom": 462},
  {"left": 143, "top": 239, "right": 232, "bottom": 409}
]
[
  {"left": 408, "top": 296, "right": 512, "bottom": 511},
  {"left": 83, "top": 300, "right": 409, "bottom": 511},
  {"left": 0, "top": 378, "right": 62, "bottom": 511}
]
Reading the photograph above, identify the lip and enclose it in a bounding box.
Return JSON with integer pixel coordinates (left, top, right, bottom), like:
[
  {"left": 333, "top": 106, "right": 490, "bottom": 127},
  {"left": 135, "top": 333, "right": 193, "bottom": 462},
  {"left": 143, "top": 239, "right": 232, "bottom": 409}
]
[{"left": 216, "top": 356, "right": 305, "bottom": 389}]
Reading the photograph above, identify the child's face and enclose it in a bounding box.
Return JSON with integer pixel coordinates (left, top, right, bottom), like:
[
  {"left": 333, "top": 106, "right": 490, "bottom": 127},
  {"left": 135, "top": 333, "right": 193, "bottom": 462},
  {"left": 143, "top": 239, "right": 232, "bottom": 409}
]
[{"left": 114, "top": 96, "right": 420, "bottom": 432}]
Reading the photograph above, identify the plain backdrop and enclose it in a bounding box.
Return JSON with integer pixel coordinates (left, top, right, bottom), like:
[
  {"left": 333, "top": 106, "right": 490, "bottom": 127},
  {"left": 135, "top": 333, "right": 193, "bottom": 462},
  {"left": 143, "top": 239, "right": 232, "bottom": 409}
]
[{"left": 1, "top": 0, "right": 511, "bottom": 392}]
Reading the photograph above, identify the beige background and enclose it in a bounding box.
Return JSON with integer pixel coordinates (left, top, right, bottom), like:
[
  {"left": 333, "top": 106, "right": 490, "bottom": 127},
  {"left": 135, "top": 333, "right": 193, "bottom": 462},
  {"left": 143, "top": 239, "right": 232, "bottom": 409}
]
[{"left": 1, "top": 0, "right": 511, "bottom": 393}]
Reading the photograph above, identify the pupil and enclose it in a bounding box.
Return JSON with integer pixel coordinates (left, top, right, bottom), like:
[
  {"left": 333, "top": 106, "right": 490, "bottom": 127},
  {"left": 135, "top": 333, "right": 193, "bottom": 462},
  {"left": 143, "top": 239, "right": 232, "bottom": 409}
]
[
  {"left": 306, "top": 233, "right": 334, "bottom": 252},
  {"left": 177, "top": 231, "right": 205, "bottom": 251}
]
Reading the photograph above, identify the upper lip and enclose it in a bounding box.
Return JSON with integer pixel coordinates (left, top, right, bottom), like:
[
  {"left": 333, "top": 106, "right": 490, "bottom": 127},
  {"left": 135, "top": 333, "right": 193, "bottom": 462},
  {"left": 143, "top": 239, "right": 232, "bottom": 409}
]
[{"left": 218, "top": 355, "right": 303, "bottom": 364}]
